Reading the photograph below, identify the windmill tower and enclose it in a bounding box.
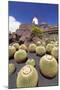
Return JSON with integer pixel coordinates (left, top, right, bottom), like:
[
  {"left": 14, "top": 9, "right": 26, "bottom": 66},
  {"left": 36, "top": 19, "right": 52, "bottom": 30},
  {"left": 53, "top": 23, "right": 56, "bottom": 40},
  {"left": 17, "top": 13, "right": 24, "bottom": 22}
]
[{"left": 32, "top": 17, "right": 38, "bottom": 25}]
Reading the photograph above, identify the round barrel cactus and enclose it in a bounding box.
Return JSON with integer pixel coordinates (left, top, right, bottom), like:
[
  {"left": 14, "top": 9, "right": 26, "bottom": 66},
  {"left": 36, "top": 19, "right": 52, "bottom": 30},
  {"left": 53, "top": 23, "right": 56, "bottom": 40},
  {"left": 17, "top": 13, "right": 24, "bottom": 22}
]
[{"left": 16, "top": 65, "right": 38, "bottom": 88}]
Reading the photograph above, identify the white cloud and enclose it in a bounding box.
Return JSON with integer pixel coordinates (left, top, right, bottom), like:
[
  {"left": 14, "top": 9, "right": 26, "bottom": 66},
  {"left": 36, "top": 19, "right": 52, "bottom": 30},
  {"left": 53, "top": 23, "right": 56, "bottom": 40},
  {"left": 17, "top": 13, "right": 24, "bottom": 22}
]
[
  {"left": 9, "top": 16, "right": 21, "bottom": 33},
  {"left": 32, "top": 17, "right": 38, "bottom": 25}
]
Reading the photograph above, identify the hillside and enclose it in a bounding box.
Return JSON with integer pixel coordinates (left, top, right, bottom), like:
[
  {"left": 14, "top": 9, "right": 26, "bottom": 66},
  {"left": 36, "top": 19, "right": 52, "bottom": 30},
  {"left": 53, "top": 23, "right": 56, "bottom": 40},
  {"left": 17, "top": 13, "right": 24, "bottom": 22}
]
[{"left": 9, "top": 23, "right": 58, "bottom": 45}]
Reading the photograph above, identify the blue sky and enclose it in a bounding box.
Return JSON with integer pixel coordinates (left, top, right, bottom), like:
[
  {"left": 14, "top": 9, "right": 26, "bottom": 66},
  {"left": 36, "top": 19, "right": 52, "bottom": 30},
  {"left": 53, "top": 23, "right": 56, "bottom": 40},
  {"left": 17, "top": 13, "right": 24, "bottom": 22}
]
[{"left": 8, "top": 1, "right": 58, "bottom": 25}]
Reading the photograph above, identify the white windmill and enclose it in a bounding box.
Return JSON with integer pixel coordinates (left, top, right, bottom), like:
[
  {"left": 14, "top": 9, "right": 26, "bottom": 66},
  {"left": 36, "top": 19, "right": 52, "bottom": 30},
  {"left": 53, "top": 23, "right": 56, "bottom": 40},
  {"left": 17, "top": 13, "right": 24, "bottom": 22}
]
[{"left": 32, "top": 17, "right": 38, "bottom": 25}]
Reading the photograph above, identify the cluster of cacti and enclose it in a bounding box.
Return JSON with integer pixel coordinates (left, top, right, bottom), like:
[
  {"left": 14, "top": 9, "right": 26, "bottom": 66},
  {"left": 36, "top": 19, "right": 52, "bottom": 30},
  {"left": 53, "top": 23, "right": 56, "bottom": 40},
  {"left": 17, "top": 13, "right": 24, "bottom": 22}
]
[
  {"left": 46, "top": 41, "right": 58, "bottom": 59},
  {"left": 9, "top": 40, "right": 58, "bottom": 88}
]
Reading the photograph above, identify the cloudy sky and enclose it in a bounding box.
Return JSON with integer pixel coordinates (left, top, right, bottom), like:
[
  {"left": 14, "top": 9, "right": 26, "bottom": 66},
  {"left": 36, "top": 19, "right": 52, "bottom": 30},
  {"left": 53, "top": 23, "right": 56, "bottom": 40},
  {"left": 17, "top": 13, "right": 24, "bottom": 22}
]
[{"left": 8, "top": 1, "right": 58, "bottom": 32}]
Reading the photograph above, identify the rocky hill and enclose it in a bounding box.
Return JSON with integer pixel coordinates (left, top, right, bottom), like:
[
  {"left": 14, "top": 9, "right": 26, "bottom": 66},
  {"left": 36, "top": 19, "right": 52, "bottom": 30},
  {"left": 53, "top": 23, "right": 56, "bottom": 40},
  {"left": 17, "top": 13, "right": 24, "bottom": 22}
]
[
  {"left": 9, "top": 23, "right": 58, "bottom": 45},
  {"left": 18, "top": 24, "right": 58, "bottom": 33}
]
